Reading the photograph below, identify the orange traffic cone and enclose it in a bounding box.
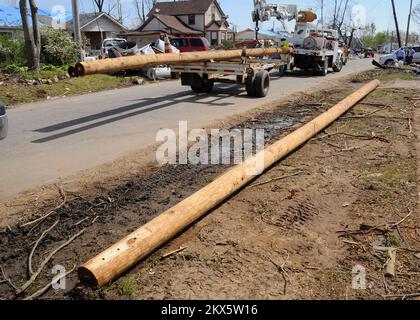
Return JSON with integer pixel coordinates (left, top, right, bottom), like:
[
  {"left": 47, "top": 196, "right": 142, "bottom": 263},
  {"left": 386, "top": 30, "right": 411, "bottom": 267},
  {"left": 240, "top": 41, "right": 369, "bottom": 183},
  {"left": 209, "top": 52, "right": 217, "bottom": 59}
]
[{"left": 164, "top": 35, "right": 173, "bottom": 54}]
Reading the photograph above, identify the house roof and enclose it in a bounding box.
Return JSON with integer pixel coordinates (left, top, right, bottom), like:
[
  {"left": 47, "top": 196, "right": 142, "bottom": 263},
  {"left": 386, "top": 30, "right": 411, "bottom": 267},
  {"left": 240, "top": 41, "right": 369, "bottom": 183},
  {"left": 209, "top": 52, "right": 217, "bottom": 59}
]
[
  {"left": 205, "top": 19, "right": 229, "bottom": 29},
  {"left": 0, "top": 4, "right": 65, "bottom": 27},
  {"left": 150, "top": 0, "right": 224, "bottom": 16},
  {"left": 138, "top": 14, "right": 202, "bottom": 35},
  {"left": 66, "top": 12, "right": 127, "bottom": 32}
]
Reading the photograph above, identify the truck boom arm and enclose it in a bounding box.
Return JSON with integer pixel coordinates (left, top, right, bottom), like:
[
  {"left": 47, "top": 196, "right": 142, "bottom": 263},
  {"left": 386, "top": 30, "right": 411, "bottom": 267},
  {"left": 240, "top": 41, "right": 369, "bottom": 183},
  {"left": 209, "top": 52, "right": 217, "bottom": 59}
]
[{"left": 252, "top": 0, "right": 317, "bottom": 23}]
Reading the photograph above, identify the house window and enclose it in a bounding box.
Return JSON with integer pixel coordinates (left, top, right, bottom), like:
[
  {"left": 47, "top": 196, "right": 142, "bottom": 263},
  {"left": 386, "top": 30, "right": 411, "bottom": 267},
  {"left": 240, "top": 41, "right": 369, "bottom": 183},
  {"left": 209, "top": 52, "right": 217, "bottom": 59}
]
[
  {"left": 211, "top": 5, "right": 216, "bottom": 20},
  {"left": 188, "top": 15, "right": 195, "bottom": 25}
]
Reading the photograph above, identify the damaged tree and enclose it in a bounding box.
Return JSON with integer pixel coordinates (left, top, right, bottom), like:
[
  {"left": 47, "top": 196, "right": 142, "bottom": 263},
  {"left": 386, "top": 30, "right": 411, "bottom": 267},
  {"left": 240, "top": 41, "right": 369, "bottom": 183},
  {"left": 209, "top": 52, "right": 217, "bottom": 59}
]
[
  {"left": 133, "top": 0, "right": 156, "bottom": 24},
  {"left": 19, "top": 0, "right": 41, "bottom": 72}
]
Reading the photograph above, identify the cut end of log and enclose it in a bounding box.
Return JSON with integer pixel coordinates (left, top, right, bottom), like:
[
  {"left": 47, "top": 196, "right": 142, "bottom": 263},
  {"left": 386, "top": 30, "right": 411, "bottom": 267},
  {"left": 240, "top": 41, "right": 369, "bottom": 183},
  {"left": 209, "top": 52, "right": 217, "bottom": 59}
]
[
  {"left": 74, "top": 63, "right": 85, "bottom": 77},
  {"left": 68, "top": 66, "right": 78, "bottom": 78},
  {"left": 78, "top": 266, "right": 99, "bottom": 288}
]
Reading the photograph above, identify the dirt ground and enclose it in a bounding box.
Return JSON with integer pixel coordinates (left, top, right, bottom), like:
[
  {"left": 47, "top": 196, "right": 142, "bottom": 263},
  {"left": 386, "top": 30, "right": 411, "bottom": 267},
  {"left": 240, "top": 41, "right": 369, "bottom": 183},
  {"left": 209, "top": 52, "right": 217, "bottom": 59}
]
[{"left": 0, "top": 69, "right": 418, "bottom": 300}]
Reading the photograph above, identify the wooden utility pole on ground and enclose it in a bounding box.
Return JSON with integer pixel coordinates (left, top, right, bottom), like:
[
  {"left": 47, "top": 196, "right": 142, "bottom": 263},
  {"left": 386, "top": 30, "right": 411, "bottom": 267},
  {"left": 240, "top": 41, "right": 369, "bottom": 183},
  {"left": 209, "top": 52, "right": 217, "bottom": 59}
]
[
  {"left": 391, "top": 0, "right": 402, "bottom": 48},
  {"left": 71, "top": 0, "right": 84, "bottom": 61},
  {"left": 405, "top": 0, "right": 414, "bottom": 47}
]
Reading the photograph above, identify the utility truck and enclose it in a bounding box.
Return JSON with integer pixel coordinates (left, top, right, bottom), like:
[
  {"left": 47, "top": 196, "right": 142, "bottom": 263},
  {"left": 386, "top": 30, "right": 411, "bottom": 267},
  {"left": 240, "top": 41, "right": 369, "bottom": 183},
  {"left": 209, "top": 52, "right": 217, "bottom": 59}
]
[{"left": 252, "top": 1, "right": 344, "bottom": 76}]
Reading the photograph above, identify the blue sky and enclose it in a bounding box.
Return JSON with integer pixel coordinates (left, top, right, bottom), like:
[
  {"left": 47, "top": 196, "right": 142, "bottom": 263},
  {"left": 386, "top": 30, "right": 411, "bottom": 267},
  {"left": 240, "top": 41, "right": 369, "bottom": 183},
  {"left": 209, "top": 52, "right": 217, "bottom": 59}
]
[{"left": 1, "top": 0, "right": 419, "bottom": 33}]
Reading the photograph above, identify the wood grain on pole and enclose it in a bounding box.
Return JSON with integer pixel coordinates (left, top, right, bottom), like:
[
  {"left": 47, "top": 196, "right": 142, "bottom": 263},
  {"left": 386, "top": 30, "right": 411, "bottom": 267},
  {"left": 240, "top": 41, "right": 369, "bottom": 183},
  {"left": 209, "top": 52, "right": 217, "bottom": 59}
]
[
  {"left": 79, "top": 80, "right": 381, "bottom": 287},
  {"left": 74, "top": 47, "right": 293, "bottom": 76}
]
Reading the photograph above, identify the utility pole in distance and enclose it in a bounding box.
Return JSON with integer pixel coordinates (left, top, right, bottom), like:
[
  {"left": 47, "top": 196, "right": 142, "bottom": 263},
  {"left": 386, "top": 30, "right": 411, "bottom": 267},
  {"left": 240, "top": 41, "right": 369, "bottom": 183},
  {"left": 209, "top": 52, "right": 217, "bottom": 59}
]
[
  {"left": 391, "top": 0, "right": 402, "bottom": 48},
  {"left": 405, "top": 0, "right": 413, "bottom": 47},
  {"left": 71, "top": 0, "right": 84, "bottom": 60}
]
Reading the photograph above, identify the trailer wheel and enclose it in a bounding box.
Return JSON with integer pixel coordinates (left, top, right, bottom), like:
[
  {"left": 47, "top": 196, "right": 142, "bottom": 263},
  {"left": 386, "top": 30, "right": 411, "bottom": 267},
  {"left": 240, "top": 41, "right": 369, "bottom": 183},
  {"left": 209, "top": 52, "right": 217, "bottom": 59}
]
[
  {"left": 246, "top": 74, "right": 256, "bottom": 97},
  {"left": 171, "top": 72, "right": 180, "bottom": 79},
  {"left": 254, "top": 70, "right": 270, "bottom": 97},
  {"left": 191, "top": 78, "right": 214, "bottom": 93}
]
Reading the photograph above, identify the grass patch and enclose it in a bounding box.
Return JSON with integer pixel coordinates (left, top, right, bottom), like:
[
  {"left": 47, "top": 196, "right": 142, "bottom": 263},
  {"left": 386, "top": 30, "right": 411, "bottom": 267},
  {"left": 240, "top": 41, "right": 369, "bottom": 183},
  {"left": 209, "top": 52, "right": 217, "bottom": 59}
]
[
  {"left": 368, "top": 88, "right": 414, "bottom": 105},
  {"left": 377, "top": 71, "right": 416, "bottom": 82},
  {"left": 387, "top": 234, "right": 401, "bottom": 247},
  {"left": 118, "top": 276, "right": 136, "bottom": 297},
  {"left": 351, "top": 69, "right": 417, "bottom": 83},
  {"left": 0, "top": 74, "right": 134, "bottom": 106},
  {"left": 3, "top": 64, "right": 69, "bottom": 80},
  {"left": 361, "top": 161, "right": 416, "bottom": 190}
]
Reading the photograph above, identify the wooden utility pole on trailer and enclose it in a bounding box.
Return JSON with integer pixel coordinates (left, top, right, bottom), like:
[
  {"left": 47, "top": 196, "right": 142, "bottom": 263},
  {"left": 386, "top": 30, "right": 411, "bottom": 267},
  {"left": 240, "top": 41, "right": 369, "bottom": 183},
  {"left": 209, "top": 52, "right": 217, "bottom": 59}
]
[
  {"left": 405, "top": 0, "right": 414, "bottom": 47},
  {"left": 391, "top": 0, "right": 402, "bottom": 48}
]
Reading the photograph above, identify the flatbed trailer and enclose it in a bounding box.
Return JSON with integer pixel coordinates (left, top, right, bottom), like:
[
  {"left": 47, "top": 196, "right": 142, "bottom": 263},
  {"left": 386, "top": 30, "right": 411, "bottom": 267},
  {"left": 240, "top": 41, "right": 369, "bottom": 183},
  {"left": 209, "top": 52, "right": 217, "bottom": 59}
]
[{"left": 171, "top": 53, "right": 291, "bottom": 97}]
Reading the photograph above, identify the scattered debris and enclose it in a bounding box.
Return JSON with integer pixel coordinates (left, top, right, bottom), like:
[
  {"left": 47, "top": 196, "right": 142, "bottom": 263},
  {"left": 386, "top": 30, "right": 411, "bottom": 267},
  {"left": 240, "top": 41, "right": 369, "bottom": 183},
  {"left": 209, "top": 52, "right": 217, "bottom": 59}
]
[
  {"left": 247, "top": 171, "right": 303, "bottom": 189},
  {"left": 160, "top": 247, "right": 188, "bottom": 260}
]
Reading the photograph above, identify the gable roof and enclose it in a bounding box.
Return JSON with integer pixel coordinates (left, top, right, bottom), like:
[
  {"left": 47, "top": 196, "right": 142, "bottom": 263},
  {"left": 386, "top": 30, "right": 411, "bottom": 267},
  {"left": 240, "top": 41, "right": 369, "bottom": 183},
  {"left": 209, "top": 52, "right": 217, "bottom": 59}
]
[
  {"left": 205, "top": 19, "right": 229, "bottom": 29},
  {"left": 66, "top": 12, "right": 126, "bottom": 31},
  {"left": 0, "top": 4, "right": 67, "bottom": 27},
  {"left": 151, "top": 0, "right": 225, "bottom": 16},
  {"left": 138, "top": 13, "right": 202, "bottom": 35}
]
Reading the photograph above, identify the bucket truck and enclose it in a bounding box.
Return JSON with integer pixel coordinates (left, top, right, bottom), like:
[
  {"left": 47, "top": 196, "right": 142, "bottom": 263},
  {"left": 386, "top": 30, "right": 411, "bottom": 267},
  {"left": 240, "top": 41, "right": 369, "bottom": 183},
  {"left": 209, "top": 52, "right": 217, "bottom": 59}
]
[{"left": 252, "top": 0, "right": 344, "bottom": 76}]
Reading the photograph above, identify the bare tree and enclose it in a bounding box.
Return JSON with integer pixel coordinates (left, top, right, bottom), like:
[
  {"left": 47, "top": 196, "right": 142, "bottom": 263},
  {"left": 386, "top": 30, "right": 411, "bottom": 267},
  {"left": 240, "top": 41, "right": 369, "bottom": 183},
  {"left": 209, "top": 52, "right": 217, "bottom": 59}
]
[
  {"left": 19, "top": 0, "right": 41, "bottom": 71},
  {"left": 93, "top": 0, "right": 105, "bottom": 12},
  {"left": 413, "top": 2, "right": 420, "bottom": 24},
  {"left": 314, "top": 0, "right": 355, "bottom": 44},
  {"left": 133, "top": 0, "right": 156, "bottom": 24}
]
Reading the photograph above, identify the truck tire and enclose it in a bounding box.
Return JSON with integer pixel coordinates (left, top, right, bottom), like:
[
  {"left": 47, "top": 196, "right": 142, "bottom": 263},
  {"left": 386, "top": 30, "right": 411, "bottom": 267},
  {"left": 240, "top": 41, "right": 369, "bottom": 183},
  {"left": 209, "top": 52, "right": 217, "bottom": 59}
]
[
  {"left": 332, "top": 59, "right": 343, "bottom": 72},
  {"left": 254, "top": 70, "right": 270, "bottom": 97},
  {"left": 246, "top": 74, "right": 256, "bottom": 97},
  {"left": 385, "top": 59, "right": 395, "bottom": 66},
  {"left": 318, "top": 59, "right": 329, "bottom": 77}
]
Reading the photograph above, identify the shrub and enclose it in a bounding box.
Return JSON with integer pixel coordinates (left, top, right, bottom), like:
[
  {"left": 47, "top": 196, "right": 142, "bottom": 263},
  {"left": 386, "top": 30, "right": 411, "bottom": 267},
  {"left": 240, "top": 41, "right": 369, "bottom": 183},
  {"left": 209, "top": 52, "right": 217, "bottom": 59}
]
[
  {"left": 0, "top": 34, "right": 26, "bottom": 66},
  {"left": 5, "top": 64, "right": 28, "bottom": 74},
  {"left": 220, "top": 40, "right": 235, "bottom": 50},
  {"left": 40, "top": 27, "right": 81, "bottom": 66}
]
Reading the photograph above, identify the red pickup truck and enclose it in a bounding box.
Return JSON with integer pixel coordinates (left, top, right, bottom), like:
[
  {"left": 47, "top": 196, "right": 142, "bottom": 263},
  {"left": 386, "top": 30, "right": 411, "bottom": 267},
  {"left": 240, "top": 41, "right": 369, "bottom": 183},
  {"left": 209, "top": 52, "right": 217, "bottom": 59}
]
[{"left": 170, "top": 37, "right": 210, "bottom": 52}]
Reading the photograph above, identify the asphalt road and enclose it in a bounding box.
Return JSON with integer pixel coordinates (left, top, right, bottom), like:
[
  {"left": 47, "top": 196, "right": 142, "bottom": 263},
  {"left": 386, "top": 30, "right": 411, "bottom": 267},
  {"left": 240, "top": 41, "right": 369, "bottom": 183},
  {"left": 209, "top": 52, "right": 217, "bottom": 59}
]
[{"left": 0, "top": 59, "right": 374, "bottom": 199}]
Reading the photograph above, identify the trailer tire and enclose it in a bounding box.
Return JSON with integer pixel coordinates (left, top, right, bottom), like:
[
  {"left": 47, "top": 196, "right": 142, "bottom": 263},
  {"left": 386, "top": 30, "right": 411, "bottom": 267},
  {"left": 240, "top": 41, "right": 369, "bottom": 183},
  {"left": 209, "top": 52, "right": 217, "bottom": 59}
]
[
  {"left": 254, "top": 70, "right": 270, "bottom": 97},
  {"left": 171, "top": 72, "right": 180, "bottom": 79},
  {"left": 246, "top": 74, "right": 256, "bottom": 97},
  {"left": 191, "top": 78, "right": 214, "bottom": 93}
]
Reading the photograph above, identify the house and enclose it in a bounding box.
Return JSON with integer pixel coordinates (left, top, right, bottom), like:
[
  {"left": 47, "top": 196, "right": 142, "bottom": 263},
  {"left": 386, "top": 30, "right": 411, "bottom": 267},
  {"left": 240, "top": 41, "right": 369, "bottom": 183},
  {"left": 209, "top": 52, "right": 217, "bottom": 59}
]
[
  {"left": 126, "top": 0, "right": 235, "bottom": 48},
  {"left": 0, "top": 3, "right": 58, "bottom": 38},
  {"left": 66, "top": 12, "right": 127, "bottom": 55}
]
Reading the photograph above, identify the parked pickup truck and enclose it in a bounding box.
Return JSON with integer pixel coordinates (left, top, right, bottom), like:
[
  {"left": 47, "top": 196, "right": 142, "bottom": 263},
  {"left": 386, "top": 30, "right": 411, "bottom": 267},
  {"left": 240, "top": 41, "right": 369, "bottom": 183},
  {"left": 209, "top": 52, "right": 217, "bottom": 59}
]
[
  {"left": 0, "top": 102, "right": 8, "bottom": 140},
  {"left": 101, "top": 38, "right": 127, "bottom": 56},
  {"left": 378, "top": 46, "right": 420, "bottom": 66},
  {"left": 170, "top": 37, "right": 210, "bottom": 52}
]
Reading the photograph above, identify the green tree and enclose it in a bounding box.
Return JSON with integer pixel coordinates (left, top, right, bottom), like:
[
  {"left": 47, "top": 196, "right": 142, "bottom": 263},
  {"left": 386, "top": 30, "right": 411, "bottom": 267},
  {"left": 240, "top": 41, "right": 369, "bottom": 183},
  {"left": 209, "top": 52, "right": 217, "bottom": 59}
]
[{"left": 40, "top": 27, "right": 82, "bottom": 66}]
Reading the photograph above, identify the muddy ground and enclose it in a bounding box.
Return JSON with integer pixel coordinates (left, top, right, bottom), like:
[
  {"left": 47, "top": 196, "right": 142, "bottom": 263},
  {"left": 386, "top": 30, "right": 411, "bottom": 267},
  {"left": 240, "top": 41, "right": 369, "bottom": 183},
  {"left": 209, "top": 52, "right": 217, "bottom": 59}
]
[{"left": 0, "top": 69, "right": 418, "bottom": 300}]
